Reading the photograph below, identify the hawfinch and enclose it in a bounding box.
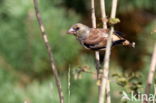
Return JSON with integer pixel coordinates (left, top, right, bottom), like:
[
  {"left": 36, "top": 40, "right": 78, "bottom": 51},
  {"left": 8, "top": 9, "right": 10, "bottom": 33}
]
[{"left": 67, "top": 23, "right": 135, "bottom": 50}]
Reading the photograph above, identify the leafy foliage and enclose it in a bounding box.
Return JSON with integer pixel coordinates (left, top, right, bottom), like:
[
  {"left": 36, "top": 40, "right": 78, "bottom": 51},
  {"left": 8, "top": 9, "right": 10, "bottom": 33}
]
[{"left": 0, "top": 0, "right": 81, "bottom": 75}]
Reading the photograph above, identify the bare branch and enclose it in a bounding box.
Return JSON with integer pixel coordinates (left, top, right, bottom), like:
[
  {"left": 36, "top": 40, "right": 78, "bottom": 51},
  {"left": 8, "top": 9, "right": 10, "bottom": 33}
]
[
  {"left": 143, "top": 44, "right": 156, "bottom": 103},
  {"left": 100, "top": 0, "right": 107, "bottom": 29},
  {"left": 91, "top": 0, "right": 100, "bottom": 77},
  {"left": 95, "top": 51, "right": 100, "bottom": 74},
  {"left": 99, "top": 0, "right": 118, "bottom": 103},
  {"left": 99, "top": 0, "right": 111, "bottom": 103},
  {"left": 106, "top": 80, "right": 111, "bottom": 103},
  {"left": 154, "top": 84, "right": 156, "bottom": 95},
  {"left": 68, "top": 68, "right": 71, "bottom": 103},
  {"left": 32, "top": 0, "right": 64, "bottom": 103},
  {"left": 91, "top": 0, "right": 96, "bottom": 28}
]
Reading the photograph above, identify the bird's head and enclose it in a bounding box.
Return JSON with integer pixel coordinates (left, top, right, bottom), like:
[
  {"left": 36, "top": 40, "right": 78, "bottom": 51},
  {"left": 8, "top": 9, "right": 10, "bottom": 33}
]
[{"left": 67, "top": 23, "right": 90, "bottom": 39}]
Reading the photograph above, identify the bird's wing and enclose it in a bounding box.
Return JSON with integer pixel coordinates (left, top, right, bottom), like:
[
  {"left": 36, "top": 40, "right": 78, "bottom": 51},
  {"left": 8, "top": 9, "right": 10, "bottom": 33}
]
[
  {"left": 83, "top": 29, "right": 108, "bottom": 49},
  {"left": 84, "top": 28, "right": 108, "bottom": 45},
  {"left": 83, "top": 28, "right": 128, "bottom": 50}
]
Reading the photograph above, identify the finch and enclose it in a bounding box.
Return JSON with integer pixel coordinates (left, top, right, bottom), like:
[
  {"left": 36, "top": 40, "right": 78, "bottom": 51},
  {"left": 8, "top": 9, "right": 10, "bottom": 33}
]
[{"left": 67, "top": 23, "right": 135, "bottom": 50}]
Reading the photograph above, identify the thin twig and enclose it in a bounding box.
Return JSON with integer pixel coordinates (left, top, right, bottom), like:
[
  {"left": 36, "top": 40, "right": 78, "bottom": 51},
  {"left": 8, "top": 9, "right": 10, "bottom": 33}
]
[
  {"left": 68, "top": 68, "right": 71, "bottom": 103},
  {"left": 98, "top": 0, "right": 118, "bottom": 103},
  {"left": 91, "top": 0, "right": 96, "bottom": 28},
  {"left": 143, "top": 44, "right": 156, "bottom": 103},
  {"left": 99, "top": 0, "right": 112, "bottom": 103},
  {"left": 106, "top": 80, "right": 111, "bottom": 103},
  {"left": 154, "top": 84, "right": 156, "bottom": 95},
  {"left": 91, "top": 0, "right": 100, "bottom": 77},
  {"left": 99, "top": 0, "right": 111, "bottom": 103},
  {"left": 33, "top": 0, "right": 64, "bottom": 103},
  {"left": 100, "top": 0, "right": 107, "bottom": 29}
]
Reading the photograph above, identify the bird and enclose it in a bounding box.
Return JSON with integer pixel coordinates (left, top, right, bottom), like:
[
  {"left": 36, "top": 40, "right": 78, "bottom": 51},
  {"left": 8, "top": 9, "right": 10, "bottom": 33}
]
[{"left": 67, "top": 23, "right": 135, "bottom": 51}]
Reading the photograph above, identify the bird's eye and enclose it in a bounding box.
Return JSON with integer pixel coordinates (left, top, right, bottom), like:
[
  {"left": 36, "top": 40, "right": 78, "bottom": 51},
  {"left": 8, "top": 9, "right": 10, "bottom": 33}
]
[{"left": 75, "top": 27, "right": 80, "bottom": 31}]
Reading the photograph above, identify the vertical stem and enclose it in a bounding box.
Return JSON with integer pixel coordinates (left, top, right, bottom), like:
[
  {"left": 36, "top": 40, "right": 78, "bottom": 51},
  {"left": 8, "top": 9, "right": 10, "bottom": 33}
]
[
  {"left": 99, "top": 0, "right": 112, "bottom": 103},
  {"left": 91, "top": 0, "right": 100, "bottom": 76},
  {"left": 154, "top": 84, "right": 156, "bottom": 95},
  {"left": 91, "top": 0, "right": 96, "bottom": 28},
  {"left": 33, "top": 0, "right": 64, "bottom": 103},
  {"left": 100, "top": 0, "right": 111, "bottom": 102},
  {"left": 68, "top": 68, "right": 71, "bottom": 103},
  {"left": 99, "top": 0, "right": 118, "bottom": 103},
  {"left": 100, "top": 0, "right": 107, "bottom": 29},
  {"left": 143, "top": 44, "right": 156, "bottom": 103},
  {"left": 106, "top": 80, "right": 111, "bottom": 103},
  {"left": 95, "top": 51, "right": 100, "bottom": 74}
]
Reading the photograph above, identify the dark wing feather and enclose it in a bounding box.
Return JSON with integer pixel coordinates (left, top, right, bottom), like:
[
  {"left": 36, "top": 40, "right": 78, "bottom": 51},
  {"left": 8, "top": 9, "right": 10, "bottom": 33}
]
[{"left": 114, "top": 31, "right": 125, "bottom": 36}]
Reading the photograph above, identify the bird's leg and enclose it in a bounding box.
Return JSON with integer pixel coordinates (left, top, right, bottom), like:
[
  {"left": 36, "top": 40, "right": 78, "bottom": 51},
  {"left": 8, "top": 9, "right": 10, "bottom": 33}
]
[{"left": 96, "top": 59, "right": 101, "bottom": 77}]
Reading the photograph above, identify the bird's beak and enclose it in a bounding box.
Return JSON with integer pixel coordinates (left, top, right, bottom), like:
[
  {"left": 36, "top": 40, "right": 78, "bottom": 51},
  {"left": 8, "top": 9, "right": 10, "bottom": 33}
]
[{"left": 67, "top": 28, "right": 76, "bottom": 34}]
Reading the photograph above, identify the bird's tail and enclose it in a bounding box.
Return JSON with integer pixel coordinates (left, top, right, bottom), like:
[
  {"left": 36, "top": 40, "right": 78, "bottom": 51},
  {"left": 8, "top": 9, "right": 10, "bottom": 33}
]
[{"left": 122, "top": 40, "right": 135, "bottom": 48}]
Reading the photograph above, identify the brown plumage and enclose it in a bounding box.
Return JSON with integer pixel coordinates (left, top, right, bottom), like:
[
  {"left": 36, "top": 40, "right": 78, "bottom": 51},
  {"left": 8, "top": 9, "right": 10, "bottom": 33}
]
[{"left": 67, "top": 23, "right": 135, "bottom": 50}]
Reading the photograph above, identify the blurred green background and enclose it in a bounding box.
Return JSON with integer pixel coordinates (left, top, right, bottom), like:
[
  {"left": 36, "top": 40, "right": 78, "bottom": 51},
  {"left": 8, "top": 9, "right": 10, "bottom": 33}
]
[{"left": 0, "top": 0, "right": 156, "bottom": 103}]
